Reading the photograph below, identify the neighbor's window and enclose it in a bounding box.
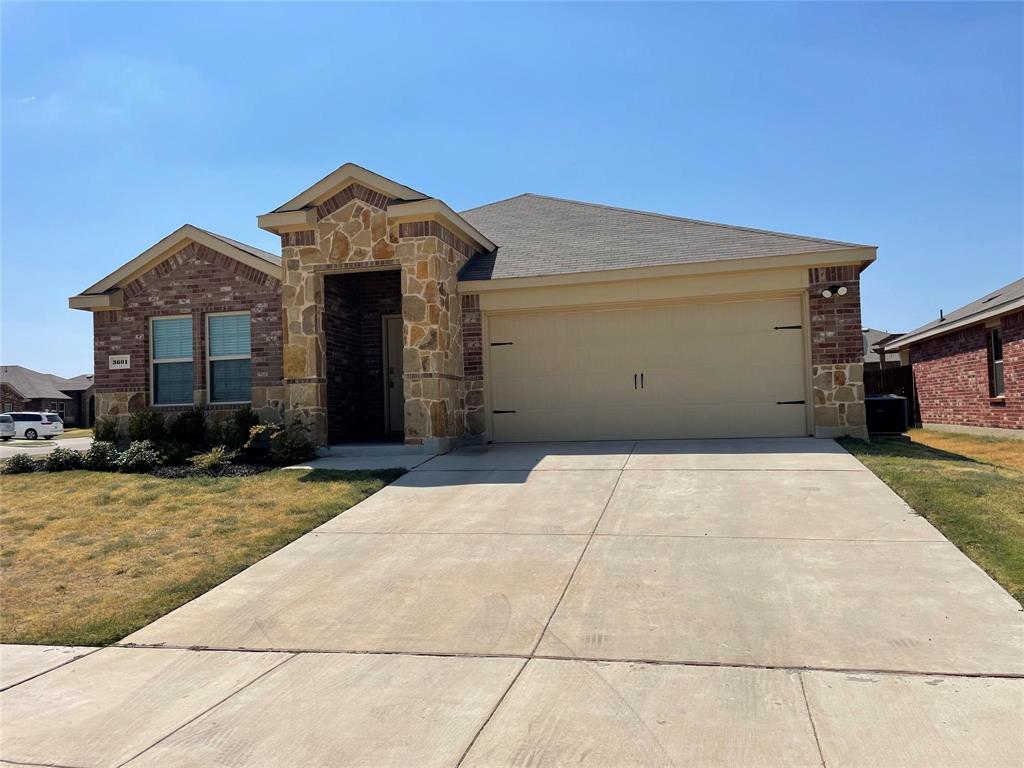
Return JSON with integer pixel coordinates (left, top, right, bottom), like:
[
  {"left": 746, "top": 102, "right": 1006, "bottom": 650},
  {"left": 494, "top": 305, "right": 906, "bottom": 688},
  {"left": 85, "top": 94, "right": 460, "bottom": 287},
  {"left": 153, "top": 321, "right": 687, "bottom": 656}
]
[
  {"left": 988, "top": 327, "right": 1004, "bottom": 398},
  {"left": 152, "top": 316, "right": 194, "bottom": 405},
  {"left": 207, "top": 313, "right": 251, "bottom": 403}
]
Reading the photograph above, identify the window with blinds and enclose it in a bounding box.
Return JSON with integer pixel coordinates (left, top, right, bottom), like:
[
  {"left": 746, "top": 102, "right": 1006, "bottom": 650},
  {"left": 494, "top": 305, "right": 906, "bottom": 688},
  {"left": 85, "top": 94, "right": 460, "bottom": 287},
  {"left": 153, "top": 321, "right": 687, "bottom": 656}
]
[
  {"left": 152, "top": 316, "right": 194, "bottom": 405},
  {"left": 208, "top": 313, "right": 252, "bottom": 403}
]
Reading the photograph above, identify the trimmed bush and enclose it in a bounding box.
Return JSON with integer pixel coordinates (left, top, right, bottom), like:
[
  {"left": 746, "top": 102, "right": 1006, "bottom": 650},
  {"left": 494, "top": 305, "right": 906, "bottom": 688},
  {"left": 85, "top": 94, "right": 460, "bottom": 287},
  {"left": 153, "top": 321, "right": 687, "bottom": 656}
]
[
  {"left": 269, "top": 423, "right": 317, "bottom": 465},
  {"left": 94, "top": 418, "right": 119, "bottom": 443},
  {"left": 189, "top": 446, "right": 238, "bottom": 472},
  {"left": 1, "top": 453, "right": 38, "bottom": 474},
  {"left": 117, "top": 440, "right": 163, "bottom": 473},
  {"left": 128, "top": 410, "right": 166, "bottom": 443},
  {"left": 223, "top": 406, "right": 259, "bottom": 450},
  {"left": 160, "top": 441, "right": 194, "bottom": 467},
  {"left": 167, "top": 408, "right": 207, "bottom": 448},
  {"left": 82, "top": 441, "right": 121, "bottom": 471},
  {"left": 44, "top": 447, "right": 84, "bottom": 472}
]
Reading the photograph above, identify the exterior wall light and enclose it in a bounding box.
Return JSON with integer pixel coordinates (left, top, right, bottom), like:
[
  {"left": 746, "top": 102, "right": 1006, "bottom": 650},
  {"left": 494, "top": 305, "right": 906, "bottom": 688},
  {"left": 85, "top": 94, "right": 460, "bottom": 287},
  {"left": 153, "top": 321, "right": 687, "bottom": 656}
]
[{"left": 821, "top": 285, "right": 848, "bottom": 299}]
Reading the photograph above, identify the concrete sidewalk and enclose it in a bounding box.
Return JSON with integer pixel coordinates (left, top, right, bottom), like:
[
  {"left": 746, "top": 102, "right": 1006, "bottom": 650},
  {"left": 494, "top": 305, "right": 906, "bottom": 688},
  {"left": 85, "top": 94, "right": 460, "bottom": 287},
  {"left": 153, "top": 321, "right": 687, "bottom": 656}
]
[{"left": 2, "top": 438, "right": 1021, "bottom": 767}]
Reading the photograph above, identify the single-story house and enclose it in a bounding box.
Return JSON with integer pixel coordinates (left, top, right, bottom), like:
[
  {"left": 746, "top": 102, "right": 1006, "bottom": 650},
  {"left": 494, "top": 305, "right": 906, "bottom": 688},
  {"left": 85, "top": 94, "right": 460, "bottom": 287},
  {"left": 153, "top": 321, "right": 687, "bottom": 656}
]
[
  {"left": 885, "top": 277, "right": 1023, "bottom": 437},
  {"left": 70, "top": 163, "right": 876, "bottom": 449},
  {"left": 0, "top": 366, "right": 95, "bottom": 426},
  {"left": 862, "top": 328, "right": 903, "bottom": 371}
]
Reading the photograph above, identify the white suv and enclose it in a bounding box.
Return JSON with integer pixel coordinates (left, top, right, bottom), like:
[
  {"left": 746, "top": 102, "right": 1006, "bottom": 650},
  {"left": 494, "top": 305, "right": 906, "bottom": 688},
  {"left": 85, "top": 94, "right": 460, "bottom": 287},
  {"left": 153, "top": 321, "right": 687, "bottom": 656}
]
[{"left": 7, "top": 412, "right": 64, "bottom": 440}]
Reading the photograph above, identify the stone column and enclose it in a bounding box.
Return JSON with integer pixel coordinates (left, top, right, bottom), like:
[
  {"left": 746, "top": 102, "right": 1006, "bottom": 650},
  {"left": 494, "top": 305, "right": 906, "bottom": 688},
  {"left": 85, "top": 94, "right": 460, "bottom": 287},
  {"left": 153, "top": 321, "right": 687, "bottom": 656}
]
[{"left": 281, "top": 230, "right": 328, "bottom": 444}]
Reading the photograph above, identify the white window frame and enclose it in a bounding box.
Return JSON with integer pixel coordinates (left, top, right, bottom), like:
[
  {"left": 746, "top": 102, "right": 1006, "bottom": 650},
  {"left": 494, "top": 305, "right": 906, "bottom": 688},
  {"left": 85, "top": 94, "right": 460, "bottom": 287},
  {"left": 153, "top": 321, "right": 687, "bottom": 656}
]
[
  {"left": 988, "top": 325, "right": 1005, "bottom": 398},
  {"left": 150, "top": 314, "right": 194, "bottom": 407},
  {"left": 206, "top": 311, "right": 252, "bottom": 405}
]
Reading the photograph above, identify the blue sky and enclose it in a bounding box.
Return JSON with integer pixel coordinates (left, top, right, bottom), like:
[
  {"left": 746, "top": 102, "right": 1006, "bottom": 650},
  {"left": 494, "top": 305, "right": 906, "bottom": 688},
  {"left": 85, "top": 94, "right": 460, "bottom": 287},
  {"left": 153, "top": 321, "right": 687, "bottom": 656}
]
[{"left": 3, "top": 1, "right": 1021, "bottom": 377}]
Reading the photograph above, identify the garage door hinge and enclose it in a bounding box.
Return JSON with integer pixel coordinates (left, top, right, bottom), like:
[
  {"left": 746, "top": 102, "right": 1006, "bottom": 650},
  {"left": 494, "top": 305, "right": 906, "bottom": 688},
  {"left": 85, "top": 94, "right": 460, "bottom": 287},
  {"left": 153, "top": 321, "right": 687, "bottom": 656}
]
[
  {"left": 492, "top": 410, "right": 516, "bottom": 414},
  {"left": 773, "top": 325, "right": 803, "bottom": 330},
  {"left": 776, "top": 400, "right": 806, "bottom": 405},
  {"left": 490, "top": 341, "right": 514, "bottom": 346}
]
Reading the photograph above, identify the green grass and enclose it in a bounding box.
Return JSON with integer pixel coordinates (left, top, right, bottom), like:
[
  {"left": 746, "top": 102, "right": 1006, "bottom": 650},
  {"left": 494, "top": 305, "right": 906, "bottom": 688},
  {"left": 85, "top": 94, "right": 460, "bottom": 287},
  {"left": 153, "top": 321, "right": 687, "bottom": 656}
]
[
  {"left": 840, "top": 435, "right": 1024, "bottom": 605},
  {"left": 0, "top": 468, "right": 405, "bottom": 645}
]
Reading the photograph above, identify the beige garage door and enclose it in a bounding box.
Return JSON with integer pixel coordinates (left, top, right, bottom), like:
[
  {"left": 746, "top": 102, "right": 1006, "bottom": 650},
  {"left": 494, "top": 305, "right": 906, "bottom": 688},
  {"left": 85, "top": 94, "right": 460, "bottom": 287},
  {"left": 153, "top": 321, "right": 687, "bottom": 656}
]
[{"left": 488, "top": 296, "right": 808, "bottom": 442}]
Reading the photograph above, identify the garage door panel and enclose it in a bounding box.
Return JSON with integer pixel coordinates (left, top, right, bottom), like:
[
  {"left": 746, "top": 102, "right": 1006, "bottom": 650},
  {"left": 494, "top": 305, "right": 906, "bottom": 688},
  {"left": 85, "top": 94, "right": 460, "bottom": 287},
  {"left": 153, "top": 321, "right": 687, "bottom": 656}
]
[{"left": 488, "top": 297, "right": 808, "bottom": 441}]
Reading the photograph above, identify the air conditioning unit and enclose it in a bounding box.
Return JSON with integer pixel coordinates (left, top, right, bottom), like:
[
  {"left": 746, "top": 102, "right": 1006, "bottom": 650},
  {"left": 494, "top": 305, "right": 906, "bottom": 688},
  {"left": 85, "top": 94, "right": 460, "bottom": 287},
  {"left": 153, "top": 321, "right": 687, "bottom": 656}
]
[{"left": 865, "top": 394, "right": 908, "bottom": 435}]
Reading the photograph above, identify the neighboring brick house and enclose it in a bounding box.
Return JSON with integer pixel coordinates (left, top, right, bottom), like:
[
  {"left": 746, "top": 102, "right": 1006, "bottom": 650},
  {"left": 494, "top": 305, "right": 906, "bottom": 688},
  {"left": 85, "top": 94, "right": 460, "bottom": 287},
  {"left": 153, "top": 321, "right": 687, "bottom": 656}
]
[
  {"left": 71, "top": 163, "right": 876, "bottom": 448},
  {"left": 0, "top": 366, "right": 95, "bottom": 426},
  {"left": 885, "top": 277, "right": 1023, "bottom": 436}
]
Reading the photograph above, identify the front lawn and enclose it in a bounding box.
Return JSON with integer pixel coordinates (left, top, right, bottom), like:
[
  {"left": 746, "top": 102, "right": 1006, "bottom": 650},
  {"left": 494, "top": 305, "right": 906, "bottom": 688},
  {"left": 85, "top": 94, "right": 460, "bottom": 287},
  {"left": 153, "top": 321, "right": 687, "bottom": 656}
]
[
  {"left": 0, "top": 468, "right": 404, "bottom": 645},
  {"left": 841, "top": 432, "right": 1024, "bottom": 605}
]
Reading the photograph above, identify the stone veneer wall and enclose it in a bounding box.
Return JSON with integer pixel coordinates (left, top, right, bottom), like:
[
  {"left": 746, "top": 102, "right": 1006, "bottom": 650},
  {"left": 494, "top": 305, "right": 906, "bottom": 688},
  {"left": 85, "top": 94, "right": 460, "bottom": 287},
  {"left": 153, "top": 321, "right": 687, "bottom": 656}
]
[
  {"left": 910, "top": 310, "right": 1023, "bottom": 431},
  {"left": 808, "top": 265, "right": 867, "bottom": 438},
  {"left": 279, "top": 184, "right": 478, "bottom": 447},
  {"left": 93, "top": 242, "right": 284, "bottom": 429}
]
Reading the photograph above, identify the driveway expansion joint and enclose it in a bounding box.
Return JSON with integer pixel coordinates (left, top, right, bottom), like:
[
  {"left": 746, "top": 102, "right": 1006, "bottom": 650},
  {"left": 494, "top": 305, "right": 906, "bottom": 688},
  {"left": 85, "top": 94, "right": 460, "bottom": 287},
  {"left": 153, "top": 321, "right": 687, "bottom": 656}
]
[
  {"left": 109, "top": 643, "right": 1024, "bottom": 680},
  {"left": 798, "top": 672, "right": 828, "bottom": 768}
]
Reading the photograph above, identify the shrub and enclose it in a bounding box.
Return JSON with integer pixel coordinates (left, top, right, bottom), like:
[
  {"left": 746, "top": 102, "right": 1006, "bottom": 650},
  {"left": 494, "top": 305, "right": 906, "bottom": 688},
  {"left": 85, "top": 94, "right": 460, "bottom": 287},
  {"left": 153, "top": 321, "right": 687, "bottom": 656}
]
[
  {"left": 167, "top": 408, "right": 207, "bottom": 448},
  {"left": 189, "top": 445, "right": 238, "bottom": 472},
  {"left": 82, "top": 441, "right": 121, "bottom": 471},
  {"left": 117, "top": 440, "right": 164, "bottom": 473},
  {"left": 160, "top": 441, "right": 194, "bottom": 466},
  {"left": 128, "top": 410, "right": 166, "bottom": 443},
  {"left": 1, "top": 453, "right": 38, "bottom": 474},
  {"left": 223, "top": 406, "right": 259, "bottom": 450},
  {"left": 44, "top": 447, "right": 84, "bottom": 472},
  {"left": 242, "top": 422, "right": 315, "bottom": 465},
  {"left": 206, "top": 419, "right": 226, "bottom": 447},
  {"left": 243, "top": 423, "right": 277, "bottom": 459},
  {"left": 94, "top": 418, "right": 119, "bottom": 443},
  {"left": 269, "top": 423, "right": 317, "bottom": 465}
]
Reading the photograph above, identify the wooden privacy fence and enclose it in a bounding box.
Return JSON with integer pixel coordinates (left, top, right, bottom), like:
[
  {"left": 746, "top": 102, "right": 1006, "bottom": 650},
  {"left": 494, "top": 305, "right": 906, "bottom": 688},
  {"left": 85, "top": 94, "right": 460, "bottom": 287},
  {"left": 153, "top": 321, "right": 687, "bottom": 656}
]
[{"left": 864, "top": 365, "right": 921, "bottom": 427}]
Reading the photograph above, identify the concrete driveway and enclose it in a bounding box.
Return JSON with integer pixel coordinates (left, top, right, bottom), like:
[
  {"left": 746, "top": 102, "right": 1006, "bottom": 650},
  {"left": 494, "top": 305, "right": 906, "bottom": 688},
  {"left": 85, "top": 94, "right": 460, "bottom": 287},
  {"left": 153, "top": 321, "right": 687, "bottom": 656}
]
[{"left": 2, "top": 438, "right": 1022, "bottom": 767}]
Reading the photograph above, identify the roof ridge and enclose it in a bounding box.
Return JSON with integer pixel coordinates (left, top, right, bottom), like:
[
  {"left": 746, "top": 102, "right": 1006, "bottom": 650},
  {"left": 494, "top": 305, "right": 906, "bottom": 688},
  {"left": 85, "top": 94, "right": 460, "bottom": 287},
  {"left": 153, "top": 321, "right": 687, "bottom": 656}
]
[
  {"left": 458, "top": 192, "right": 533, "bottom": 215},
  {"left": 511, "top": 193, "right": 870, "bottom": 249}
]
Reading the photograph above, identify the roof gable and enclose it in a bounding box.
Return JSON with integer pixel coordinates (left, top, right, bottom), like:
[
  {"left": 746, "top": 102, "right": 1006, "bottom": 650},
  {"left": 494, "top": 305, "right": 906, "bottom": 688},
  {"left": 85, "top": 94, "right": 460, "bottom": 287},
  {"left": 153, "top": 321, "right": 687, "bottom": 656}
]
[
  {"left": 459, "top": 193, "right": 873, "bottom": 281},
  {"left": 268, "top": 163, "right": 428, "bottom": 215},
  {"left": 70, "top": 225, "right": 280, "bottom": 311}
]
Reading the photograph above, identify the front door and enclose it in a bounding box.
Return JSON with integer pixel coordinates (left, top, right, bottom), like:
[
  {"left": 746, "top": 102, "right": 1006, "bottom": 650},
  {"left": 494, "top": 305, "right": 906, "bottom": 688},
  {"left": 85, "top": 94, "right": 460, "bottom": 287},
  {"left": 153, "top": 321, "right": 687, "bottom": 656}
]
[{"left": 383, "top": 315, "right": 404, "bottom": 435}]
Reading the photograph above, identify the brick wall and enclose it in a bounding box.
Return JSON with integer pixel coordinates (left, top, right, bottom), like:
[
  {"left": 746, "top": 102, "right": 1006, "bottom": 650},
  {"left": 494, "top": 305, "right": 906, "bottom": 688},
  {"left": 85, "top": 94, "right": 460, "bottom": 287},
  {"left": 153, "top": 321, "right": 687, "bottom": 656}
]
[
  {"left": 1, "top": 383, "right": 27, "bottom": 412},
  {"left": 910, "top": 310, "right": 1023, "bottom": 430},
  {"left": 324, "top": 270, "right": 402, "bottom": 441},
  {"left": 93, "top": 241, "right": 283, "bottom": 423},
  {"left": 808, "top": 266, "right": 862, "bottom": 365},
  {"left": 460, "top": 294, "right": 485, "bottom": 436},
  {"left": 808, "top": 265, "right": 867, "bottom": 437}
]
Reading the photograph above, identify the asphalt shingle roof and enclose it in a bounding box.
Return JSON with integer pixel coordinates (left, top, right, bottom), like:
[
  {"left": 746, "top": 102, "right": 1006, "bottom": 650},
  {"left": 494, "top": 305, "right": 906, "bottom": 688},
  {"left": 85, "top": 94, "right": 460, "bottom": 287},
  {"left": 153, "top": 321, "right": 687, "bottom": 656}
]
[
  {"left": 458, "top": 194, "right": 870, "bottom": 281},
  {"left": 891, "top": 276, "right": 1024, "bottom": 346},
  {"left": 0, "top": 366, "right": 93, "bottom": 400}
]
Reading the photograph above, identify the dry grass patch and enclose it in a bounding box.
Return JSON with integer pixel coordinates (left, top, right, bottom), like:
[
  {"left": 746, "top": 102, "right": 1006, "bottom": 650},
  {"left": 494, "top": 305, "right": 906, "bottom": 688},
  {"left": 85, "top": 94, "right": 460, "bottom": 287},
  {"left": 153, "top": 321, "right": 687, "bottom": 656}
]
[
  {"left": 0, "top": 468, "right": 404, "bottom": 645},
  {"left": 907, "top": 428, "right": 1024, "bottom": 471}
]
